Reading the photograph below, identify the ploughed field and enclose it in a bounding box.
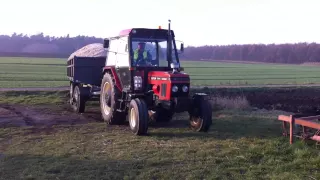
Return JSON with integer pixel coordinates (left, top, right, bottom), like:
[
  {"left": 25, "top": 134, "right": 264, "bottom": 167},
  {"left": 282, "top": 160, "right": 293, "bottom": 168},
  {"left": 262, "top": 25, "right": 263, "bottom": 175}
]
[
  {"left": 1, "top": 57, "right": 320, "bottom": 88},
  {"left": 0, "top": 91, "right": 319, "bottom": 179}
]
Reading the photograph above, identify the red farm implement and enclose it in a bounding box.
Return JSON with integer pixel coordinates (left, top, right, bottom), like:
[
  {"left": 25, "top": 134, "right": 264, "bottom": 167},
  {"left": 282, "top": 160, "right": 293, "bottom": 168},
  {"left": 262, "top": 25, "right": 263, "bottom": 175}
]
[{"left": 278, "top": 114, "right": 320, "bottom": 145}]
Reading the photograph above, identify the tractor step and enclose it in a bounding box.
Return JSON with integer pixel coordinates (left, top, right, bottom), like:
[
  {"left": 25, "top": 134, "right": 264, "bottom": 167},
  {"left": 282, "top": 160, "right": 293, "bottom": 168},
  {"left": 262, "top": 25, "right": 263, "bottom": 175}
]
[
  {"left": 116, "top": 109, "right": 126, "bottom": 113},
  {"left": 91, "top": 91, "right": 100, "bottom": 95}
]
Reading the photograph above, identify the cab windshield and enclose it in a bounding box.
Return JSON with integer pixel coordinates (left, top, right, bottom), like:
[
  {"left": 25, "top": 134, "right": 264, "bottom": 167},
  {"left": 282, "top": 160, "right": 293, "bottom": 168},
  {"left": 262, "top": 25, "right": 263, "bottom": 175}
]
[{"left": 130, "top": 38, "right": 178, "bottom": 67}]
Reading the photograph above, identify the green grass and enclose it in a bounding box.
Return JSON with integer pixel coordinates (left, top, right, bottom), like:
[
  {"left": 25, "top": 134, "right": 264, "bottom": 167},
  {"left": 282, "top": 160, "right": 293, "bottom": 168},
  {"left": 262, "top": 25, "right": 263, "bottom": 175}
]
[
  {"left": 0, "top": 109, "right": 319, "bottom": 179},
  {"left": 0, "top": 91, "right": 319, "bottom": 179},
  {"left": 0, "top": 91, "right": 67, "bottom": 105},
  {"left": 0, "top": 57, "right": 68, "bottom": 88},
  {"left": 1, "top": 57, "right": 320, "bottom": 87}
]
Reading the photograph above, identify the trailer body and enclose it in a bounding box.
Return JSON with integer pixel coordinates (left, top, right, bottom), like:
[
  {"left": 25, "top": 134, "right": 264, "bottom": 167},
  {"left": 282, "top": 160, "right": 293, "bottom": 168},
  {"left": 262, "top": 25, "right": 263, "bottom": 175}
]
[{"left": 67, "top": 56, "right": 106, "bottom": 86}]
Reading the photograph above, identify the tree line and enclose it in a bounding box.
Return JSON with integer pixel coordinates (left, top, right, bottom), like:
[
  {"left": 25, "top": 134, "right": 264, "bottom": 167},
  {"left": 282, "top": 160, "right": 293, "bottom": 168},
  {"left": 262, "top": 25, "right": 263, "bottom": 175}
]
[
  {"left": 1, "top": 33, "right": 320, "bottom": 64},
  {"left": 183, "top": 43, "right": 320, "bottom": 64}
]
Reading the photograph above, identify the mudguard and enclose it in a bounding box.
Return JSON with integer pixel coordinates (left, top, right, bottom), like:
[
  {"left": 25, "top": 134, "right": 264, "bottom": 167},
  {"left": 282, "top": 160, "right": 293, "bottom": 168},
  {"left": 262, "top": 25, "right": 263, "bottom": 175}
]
[{"left": 102, "top": 66, "right": 123, "bottom": 91}]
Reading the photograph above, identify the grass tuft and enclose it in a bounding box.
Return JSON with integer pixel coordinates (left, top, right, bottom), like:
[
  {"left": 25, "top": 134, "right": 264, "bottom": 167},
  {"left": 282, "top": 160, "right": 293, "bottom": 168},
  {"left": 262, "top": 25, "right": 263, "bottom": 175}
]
[{"left": 211, "top": 95, "right": 251, "bottom": 110}]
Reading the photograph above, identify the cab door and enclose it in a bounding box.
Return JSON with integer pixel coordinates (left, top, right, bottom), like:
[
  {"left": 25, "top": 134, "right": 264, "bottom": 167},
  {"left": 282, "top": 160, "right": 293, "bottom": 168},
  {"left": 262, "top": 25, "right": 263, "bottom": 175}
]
[
  {"left": 106, "top": 38, "right": 119, "bottom": 66},
  {"left": 115, "top": 36, "right": 131, "bottom": 90}
]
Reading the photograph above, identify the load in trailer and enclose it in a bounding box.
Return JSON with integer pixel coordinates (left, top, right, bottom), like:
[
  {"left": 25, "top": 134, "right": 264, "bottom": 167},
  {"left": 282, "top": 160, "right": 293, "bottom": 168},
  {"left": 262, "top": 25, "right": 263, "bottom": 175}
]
[{"left": 67, "top": 20, "right": 212, "bottom": 135}]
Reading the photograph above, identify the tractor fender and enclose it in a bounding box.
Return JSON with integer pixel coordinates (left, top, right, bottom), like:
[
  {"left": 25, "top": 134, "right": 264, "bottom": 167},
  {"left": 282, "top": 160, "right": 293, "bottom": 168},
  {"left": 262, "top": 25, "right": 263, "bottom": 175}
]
[
  {"left": 192, "top": 93, "right": 209, "bottom": 102},
  {"left": 102, "top": 66, "right": 123, "bottom": 92},
  {"left": 189, "top": 93, "right": 210, "bottom": 114}
]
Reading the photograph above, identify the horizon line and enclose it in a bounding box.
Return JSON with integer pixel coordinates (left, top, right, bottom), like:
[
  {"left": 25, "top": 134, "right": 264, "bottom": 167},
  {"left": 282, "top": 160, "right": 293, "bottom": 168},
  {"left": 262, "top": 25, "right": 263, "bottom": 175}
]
[{"left": 1, "top": 32, "right": 320, "bottom": 47}]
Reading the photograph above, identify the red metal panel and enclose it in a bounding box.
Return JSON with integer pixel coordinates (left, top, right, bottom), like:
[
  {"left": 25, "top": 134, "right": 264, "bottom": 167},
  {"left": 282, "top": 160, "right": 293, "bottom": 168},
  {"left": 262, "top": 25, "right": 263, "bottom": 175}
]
[
  {"left": 278, "top": 115, "right": 320, "bottom": 129},
  {"left": 310, "top": 135, "right": 320, "bottom": 142},
  {"left": 278, "top": 114, "right": 320, "bottom": 144},
  {"left": 103, "top": 66, "right": 122, "bottom": 91},
  {"left": 148, "top": 71, "right": 190, "bottom": 78}
]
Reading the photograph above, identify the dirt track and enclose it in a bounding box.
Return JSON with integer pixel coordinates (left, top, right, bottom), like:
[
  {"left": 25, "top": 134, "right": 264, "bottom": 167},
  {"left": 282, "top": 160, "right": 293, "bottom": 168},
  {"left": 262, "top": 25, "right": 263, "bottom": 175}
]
[
  {"left": 0, "top": 103, "right": 188, "bottom": 130},
  {"left": 0, "top": 104, "right": 103, "bottom": 128}
]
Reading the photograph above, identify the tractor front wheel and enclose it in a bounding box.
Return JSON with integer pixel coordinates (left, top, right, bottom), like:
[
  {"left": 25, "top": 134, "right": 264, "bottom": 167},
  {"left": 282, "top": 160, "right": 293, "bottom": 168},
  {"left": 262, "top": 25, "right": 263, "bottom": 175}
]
[
  {"left": 189, "top": 96, "right": 212, "bottom": 132},
  {"left": 128, "top": 98, "right": 149, "bottom": 135}
]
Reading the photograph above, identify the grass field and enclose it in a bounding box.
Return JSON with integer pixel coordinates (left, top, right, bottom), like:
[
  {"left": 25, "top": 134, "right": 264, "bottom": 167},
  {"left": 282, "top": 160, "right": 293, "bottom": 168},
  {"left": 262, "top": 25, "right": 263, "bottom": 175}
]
[
  {"left": 0, "top": 91, "right": 319, "bottom": 179},
  {"left": 1, "top": 57, "right": 320, "bottom": 88},
  {"left": 0, "top": 57, "right": 67, "bottom": 88}
]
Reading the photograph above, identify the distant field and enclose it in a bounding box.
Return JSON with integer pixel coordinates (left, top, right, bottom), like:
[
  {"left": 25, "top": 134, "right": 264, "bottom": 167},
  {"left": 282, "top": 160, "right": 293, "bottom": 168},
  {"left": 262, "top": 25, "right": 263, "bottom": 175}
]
[
  {"left": 1, "top": 57, "right": 320, "bottom": 88},
  {"left": 0, "top": 57, "right": 67, "bottom": 88},
  {"left": 182, "top": 61, "right": 320, "bottom": 86}
]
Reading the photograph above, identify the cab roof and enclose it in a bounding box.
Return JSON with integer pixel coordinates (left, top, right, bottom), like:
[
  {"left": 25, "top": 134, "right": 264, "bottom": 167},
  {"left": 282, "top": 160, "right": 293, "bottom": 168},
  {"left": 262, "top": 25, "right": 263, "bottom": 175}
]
[{"left": 118, "top": 28, "right": 174, "bottom": 36}]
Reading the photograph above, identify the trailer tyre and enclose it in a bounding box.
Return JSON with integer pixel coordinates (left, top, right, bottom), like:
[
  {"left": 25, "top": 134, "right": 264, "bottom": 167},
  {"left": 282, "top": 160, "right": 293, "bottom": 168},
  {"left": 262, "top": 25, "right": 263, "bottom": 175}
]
[
  {"left": 100, "top": 73, "right": 126, "bottom": 125},
  {"left": 189, "top": 96, "right": 212, "bottom": 132},
  {"left": 71, "top": 85, "right": 86, "bottom": 113},
  {"left": 128, "top": 98, "right": 148, "bottom": 135}
]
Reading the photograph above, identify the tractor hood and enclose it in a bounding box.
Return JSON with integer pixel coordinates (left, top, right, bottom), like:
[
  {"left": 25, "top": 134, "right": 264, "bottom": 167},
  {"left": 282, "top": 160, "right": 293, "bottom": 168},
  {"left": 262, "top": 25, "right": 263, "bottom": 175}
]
[
  {"left": 147, "top": 71, "right": 190, "bottom": 101},
  {"left": 148, "top": 71, "right": 190, "bottom": 83}
]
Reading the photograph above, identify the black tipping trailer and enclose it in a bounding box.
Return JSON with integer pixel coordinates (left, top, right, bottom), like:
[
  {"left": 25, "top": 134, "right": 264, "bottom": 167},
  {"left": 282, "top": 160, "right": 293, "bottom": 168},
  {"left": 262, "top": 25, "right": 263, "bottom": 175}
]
[{"left": 67, "top": 56, "right": 106, "bottom": 113}]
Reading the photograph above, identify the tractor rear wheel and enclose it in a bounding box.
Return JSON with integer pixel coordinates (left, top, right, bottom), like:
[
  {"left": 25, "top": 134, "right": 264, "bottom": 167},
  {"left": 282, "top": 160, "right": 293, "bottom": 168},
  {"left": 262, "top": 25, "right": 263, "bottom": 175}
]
[
  {"left": 189, "top": 96, "right": 212, "bottom": 132},
  {"left": 128, "top": 98, "right": 148, "bottom": 135},
  {"left": 100, "top": 73, "right": 126, "bottom": 125}
]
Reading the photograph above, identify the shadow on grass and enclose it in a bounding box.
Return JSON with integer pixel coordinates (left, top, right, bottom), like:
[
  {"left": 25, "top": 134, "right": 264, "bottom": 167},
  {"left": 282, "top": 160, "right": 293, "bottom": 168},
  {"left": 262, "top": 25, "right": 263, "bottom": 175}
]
[
  {"left": 149, "top": 113, "right": 284, "bottom": 140},
  {"left": 71, "top": 107, "right": 284, "bottom": 141},
  {"left": 0, "top": 154, "right": 153, "bottom": 180}
]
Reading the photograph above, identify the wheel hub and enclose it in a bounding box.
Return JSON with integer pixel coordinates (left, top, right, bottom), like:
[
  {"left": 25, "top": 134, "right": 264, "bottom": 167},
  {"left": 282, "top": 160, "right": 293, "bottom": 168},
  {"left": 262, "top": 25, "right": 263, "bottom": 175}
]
[
  {"left": 72, "top": 88, "right": 79, "bottom": 105},
  {"left": 130, "top": 107, "right": 136, "bottom": 128}
]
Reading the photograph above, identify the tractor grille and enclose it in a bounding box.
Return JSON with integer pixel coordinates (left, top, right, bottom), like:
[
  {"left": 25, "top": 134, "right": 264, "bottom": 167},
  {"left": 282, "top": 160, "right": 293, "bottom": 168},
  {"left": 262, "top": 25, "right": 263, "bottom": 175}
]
[{"left": 161, "top": 83, "right": 167, "bottom": 97}]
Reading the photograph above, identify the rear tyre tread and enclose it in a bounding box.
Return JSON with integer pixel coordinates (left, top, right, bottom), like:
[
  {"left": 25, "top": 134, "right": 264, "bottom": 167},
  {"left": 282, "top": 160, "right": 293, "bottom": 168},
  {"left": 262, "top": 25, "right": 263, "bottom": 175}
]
[{"left": 100, "top": 72, "right": 126, "bottom": 125}]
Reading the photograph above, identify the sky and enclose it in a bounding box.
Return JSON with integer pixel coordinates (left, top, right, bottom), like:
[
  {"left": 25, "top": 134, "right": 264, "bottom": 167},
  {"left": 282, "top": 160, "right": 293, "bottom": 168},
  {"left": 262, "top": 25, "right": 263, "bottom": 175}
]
[{"left": 0, "top": 0, "right": 319, "bottom": 46}]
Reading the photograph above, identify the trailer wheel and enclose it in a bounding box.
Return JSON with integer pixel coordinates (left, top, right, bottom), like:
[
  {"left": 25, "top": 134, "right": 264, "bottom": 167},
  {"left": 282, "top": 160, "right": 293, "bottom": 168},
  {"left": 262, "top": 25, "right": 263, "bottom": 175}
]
[
  {"left": 69, "top": 83, "right": 74, "bottom": 104},
  {"left": 128, "top": 98, "right": 148, "bottom": 135},
  {"left": 100, "top": 73, "right": 126, "bottom": 125},
  {"left": 189, "top": 96, "right": 212, "bottom": 132},
  {"left": 71, "top": 85, "right": 86, "bottom": 113}
]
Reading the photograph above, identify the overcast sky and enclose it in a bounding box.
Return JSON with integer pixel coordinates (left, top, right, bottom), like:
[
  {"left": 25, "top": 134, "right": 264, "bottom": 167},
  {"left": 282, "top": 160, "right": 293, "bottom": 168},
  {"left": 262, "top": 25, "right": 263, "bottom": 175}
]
[{"left": 0, "top": 0, "right": 319, "bottom": 46}]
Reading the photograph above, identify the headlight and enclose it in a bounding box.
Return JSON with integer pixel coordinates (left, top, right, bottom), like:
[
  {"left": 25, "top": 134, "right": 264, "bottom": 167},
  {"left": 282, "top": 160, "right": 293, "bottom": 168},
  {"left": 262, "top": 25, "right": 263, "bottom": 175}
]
[
  {"left": 182, "top": 85, "right": 188, "bottom": 92},
  {"left": 172, "top": 85, "right": 178, "bottom": 92},
  {"left": 134, "top": 76, "right": 142, "bottom": 90}
]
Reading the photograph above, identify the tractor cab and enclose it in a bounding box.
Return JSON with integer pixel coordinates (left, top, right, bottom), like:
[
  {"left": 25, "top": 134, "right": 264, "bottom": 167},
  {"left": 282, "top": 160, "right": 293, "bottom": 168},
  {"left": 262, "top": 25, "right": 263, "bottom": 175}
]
[
  {"left": 103, "top": 25, "right": 184, "bottom": 69},
  {"left": 128, "top": 28, "right": 184, "bottom": 69}
]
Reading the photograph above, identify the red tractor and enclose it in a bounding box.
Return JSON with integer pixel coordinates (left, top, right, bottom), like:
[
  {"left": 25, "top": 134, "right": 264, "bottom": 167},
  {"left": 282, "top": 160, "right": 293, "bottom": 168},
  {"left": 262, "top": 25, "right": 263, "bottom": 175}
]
[{"left": 67, "top": 21, "right": 212, "bottom": 135}]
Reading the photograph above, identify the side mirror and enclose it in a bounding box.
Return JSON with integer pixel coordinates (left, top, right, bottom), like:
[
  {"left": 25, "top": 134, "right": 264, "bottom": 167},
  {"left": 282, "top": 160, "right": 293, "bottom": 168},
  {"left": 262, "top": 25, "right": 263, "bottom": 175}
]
[
  {"left": 180, "top": 43, "right": 184, "bottom": 52},
  {"left": 103, "top": 39, "right": 109, "bottom": 48},
  {"left": 170, "top": 62, "right": 180, "bottom": 73}
]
